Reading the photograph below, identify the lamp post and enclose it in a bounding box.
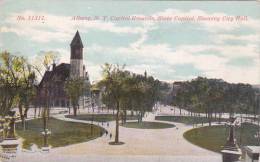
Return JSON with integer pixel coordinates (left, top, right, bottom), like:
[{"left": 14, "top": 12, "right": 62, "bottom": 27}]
[
  {"left": 41, "top": 82, "right": 51, "bottom": 152},
  {"left": 41, "top": 108, "right": 51, "bottom": 151}
]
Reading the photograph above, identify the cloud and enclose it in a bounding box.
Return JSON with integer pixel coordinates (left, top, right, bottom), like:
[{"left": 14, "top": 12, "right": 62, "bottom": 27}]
[
  {"left": 53, "top": 48, "right": 70, "bottom": 64},
  {"left": 153, "top": 9, "right": 260, "bottom": 32},
  {"left": 0, "top": 0, "right": 5, "bottom": 6},
  {"left": 215, "top": 34, "right": 260, "bottom": 44},
  {"left": 176, "top": 44, "right": 259, "bottom": 59},
  {"left": 3, "top": 8, "right": 259, "bottom": 44},
  {"left": 87, "top": 42, "right": 259, "bottom": 84},
  {"left": 205, "top": 64, "right": 259, "bottom": 84},
  {"left": 0, "top": 10, "right": 146, "bottom": 43},
  {"left": 1, "top": 8, "right": 259, "bottom": 84},
  {"left": 86, "top": 62, "right": 102, "bottom": 83}
]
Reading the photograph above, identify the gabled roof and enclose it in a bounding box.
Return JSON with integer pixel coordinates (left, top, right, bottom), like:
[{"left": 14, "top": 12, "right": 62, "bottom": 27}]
[
  {"left": 39, "top": 71, "right": 52, "bottom": 87},
  {"left": 38, "top": 63, "right": 70, "bottom": 87},
  {"left": 70, "top": 30, "right": 84, "bottom": 48}
]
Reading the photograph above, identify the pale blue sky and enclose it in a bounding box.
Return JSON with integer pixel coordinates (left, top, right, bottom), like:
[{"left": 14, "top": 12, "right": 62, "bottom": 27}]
[{"left": 0, "top": 0, "right": 259, "bottom": 84}]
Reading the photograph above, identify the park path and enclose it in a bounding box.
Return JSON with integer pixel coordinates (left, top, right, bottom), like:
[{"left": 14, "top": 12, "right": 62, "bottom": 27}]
[
  {"left": 14, "top": 105, "right": 222, "bottom": 162},
  {"left": 50, "top": 108, "right": 220, "bottom": 156}
]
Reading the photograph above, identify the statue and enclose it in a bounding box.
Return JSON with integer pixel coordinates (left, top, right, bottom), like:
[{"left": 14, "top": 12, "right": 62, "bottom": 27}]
[
  {"left": 221, "top": 117, "right": 241, "bottom": 162},
  {"left": 0, "top": 111, "right": 19, "bottom": 157},
  {"left": 0, "top": 118, "right": 5, "bottom": 142},
  {"left": 6, "top": 111, "right": 17, "bottom": 139}
]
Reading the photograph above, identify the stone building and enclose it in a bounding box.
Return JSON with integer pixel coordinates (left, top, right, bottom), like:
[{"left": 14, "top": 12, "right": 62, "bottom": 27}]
[{"left": 36, "top": 31, "right": 90, "bottom": 108}]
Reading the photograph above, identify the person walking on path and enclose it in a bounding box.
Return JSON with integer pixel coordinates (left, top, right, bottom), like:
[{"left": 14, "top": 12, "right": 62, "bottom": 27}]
[
  {"left": 109, "top": 133, "right": 112, "bottom": 139},
  {"left": 105, "top": 130, "right": 108, "bottom": 136}
]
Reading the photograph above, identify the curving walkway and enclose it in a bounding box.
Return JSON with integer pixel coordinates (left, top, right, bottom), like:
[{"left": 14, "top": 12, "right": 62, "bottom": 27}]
[
  {"left": 15, "top": 105, "right": 222, "bottom": 162},
  {"left": 52, "top": 110, "right": 220, "bottom": 156}
]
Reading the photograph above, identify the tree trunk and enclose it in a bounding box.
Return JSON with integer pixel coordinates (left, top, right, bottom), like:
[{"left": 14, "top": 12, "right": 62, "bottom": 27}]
[
  {"left": 38, "top": 107, "right": 41, "bottom": 117},
  {"left": 115, "top": 101, "right": 120, "bottom": 143},
  {"left": 18, "top": 103, "right": 26, "bottom": 130},
  {"left": 73, "top": 105, "right": 77, "bottom": 116},
  {"left": 138, "top": 111, "right": 142, "bottom": 123},
  {"left": 24, "top": 103, "right": 29, "bottom": 118},
  {"left": 218, "top": 112, "right": 221, "bottom": 124},
  {"left": 124, "top": 109, "right": 127, "bottom": 124},
  {"left": 47, "top": 106, "right": 50, "bottom": 119},
  {"left": 34, "top": 106, "right": 37, "bottom": 118},
  {"left": 208, "top": 112, "right": 212, "bottom": 126}
]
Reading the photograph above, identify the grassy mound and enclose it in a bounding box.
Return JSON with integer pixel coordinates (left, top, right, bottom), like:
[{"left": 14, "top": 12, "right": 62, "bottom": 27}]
[{"left": 183, "top": 123, "right": 259, "bottom": 152}]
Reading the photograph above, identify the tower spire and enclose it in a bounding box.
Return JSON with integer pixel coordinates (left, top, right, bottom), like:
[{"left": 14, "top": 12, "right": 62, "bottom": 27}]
[
  {"left": 70, "top": 30, "right": 84, "bottom": 78},
  {"left": 70, "top": 30, "right": 83, "bottom": 48}
]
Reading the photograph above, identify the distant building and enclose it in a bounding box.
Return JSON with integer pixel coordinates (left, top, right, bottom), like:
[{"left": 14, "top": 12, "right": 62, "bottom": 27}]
[
  {"left": 36, "top": 31, "right": 90, "bottom": 108},
  {"left": 172, "top": 81, "right": 184, "bottom": 96}
]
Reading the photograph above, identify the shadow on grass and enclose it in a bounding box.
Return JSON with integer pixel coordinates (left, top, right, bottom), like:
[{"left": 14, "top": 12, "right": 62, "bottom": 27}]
[
  {"left": 122, "top": 121, "right": 175, "bottom": 129},
  {"left": 66, "top": 114, "right": 138, "bottom": 122},
  {"left": 155, "top": 116, "right": 227, "bottom": 125}
]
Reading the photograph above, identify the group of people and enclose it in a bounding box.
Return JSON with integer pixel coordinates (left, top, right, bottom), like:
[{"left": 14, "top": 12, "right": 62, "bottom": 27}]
[
  {"left": 105, "top": 130, "right": 112, "bottom": 139},
  {"left": 99, "top": 122, "right": 112, "bottom": 140}
]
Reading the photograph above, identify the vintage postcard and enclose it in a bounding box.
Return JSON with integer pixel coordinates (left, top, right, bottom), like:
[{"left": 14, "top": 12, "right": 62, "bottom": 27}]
[{"left": 0, "top": 0, "right": 259, "bottom": 162}]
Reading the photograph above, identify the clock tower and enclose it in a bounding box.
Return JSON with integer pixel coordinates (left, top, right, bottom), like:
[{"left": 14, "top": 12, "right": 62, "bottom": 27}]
[{"left": 70, "top": 30, "right": 84, "bottom": 78}]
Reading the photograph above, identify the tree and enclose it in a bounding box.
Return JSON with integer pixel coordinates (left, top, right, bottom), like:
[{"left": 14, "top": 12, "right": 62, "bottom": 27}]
[
  {"left": 65, "top": 78, "right": 87, "bottom": 116},
  {"left": 0, "top": 51, "right": 39, "bottom": 133},
  {"left": 172, "top": 76, "right": 258, "bottom": 127},
  {"left": 0, "top": 52, "right": 18, "bottom": 116},
  {"left": 15, "top": 57, "right": 37, "bottom": 129},
  {"left": 98, "top": 63, "right": 127, "bottom": 144},
  {"left": 0, "top": 52, "right": 37, "bottom": 119}
]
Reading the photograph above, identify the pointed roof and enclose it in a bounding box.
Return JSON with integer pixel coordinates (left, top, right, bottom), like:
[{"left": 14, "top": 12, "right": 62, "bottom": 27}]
[{"left": 70, "top": 30, "right": 84, "bottom": 48}]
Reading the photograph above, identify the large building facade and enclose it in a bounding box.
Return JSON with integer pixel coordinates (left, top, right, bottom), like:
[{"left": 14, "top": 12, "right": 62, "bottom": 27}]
[{"left": 36, "top": 31, "right": 90, "bottom": 108}]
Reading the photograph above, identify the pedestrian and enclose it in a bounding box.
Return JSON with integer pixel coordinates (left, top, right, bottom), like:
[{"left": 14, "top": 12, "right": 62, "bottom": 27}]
[
  {"left": 110, "top": 133, "right": 112, "bottom": 139},
  {"left": 107, "top": 122, "right": 109, "bottom": 127},
  {"left": 105, "top": 130, "right": 108, "bottom": 136}
]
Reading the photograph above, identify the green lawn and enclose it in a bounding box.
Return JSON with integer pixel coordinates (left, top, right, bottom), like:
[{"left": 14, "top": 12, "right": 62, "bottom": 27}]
[
  {"left": 66, "top": 114, "right": 139, "bottom": 122},
  {"left": 183, "top": 123, "right": 260, "bottom": 153},
  {"left": 155, "top": 116, "right": 227, "bottom": 125},
  {"left": 122, "top": 121, "right": 175, "bottom": 129},
  {"left": 16, "top": 118, "right": 105, "bottom": 149}
]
